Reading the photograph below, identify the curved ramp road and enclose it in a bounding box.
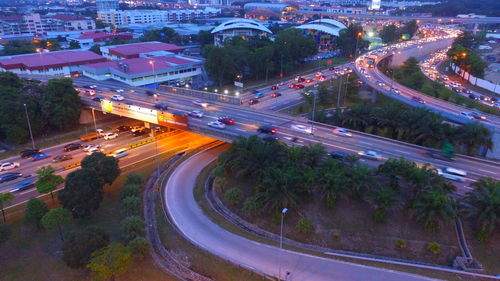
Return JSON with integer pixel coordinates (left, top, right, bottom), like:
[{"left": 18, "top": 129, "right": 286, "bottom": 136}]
[{"left": 164, "top": 147, "right": 441, "bottom": 281}]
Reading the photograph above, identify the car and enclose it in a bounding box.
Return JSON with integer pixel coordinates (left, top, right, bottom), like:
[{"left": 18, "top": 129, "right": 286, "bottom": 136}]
[
  {"left": 10, "top": 178, "right": 36, "bottom": 193},
  {"left": 52, "top": 154, "right": 72, "bottom": 163},
  {"left": 460, "top": 112, "right": 474, "bottom": 120},
  {"left": 294, "top": 84, "right": 305, "bottom": 89},
  {"left": 357, "top": 150, "right": 382, "bottom": 161},
  {"left": 271, "top": 92, "right": 282, "bottom": 98},
  {"left": 462, "top": 88, "right": 472, "bottom": 94},
  {"left": 208, "top": 121, "right": 226, "bottom": 129},
  {"left": 96, "top": 128, "right": 106, "bottom": 136},
  {"left": 154, "top": 103, "right": 168, "bottom": 110},
  {"left": 111, "top": 148, "right": 128, "bottom": 159},
  {"left": 192, "top": 100, "right": 209, "bottom": 107},
  {"left": 261, "top": 135, "right": 279, "bottom": 142},
  {"left": 87, "top": 147, "right": 102, "bottom": 155},
  {"left": 468, "top": 94, "right": 479, "bottom": 100},
  {"left": 257, "top": 125, "right": 277, "bottom": 134},
  {"left": 32, "top": 153, "right": 50, "bottom": 161},
  {"left": 132, "top": 128, "right": 150, "bottom": 136},
  {"left": 0, "top": 162, "right": 20, "bottom": 171},
  {"left": 0, "top": 172, "right": 23, "bottom": 183},
  {"left": 291, "top": 124, "right": 313, "bottom": 134},
  {"left": 189, "top": 110, "right": 204, "bottom": 118},
  {"left": 471, "top": 112, "right": 486, "bottom": 120},
  {"left": 421, "top": 150, "right": 454, "bottom": 161},
  {"left": 125, "top": 101, "right": 133, "bottom": 105},
  {"left": 88, "top": 85, "right": 97, "bottom": 89},
  {"left": 145, "top": 90, "right": 154, "bottom": 96},
  {"left": 479, "top": 96, "right": 490, "bottom": 102},
  {"left": 20, "top": 149, "right": 40, "bottom": 158},
  {"left": 248, "top": 99, "right": 259, "bottom": 105},
  {"left": 391, "top": 88, "right": 401, "bottom": 95},
  {"left": 82, "top": 144, "right": 101, "bottom": 151},
  {"left": 411, "top": 96, "right": 426, "bottom": 104},
  {"left": 84, "top": 90, "right": 96, "bottom": 96},
  {"left": 115, "top": 89, "right": 124, "bottom": 93},
  {"left": 452, "top": 87, "right": 461, "bottom": 93},
  {"left": 305, "top": 79, "right": 314, "bottom": 83},
  {"left": 130, "top": 126, "right": 145, "bottom": 133},
  {"left": 111, "top": 94, "right": 125, "bottom": 101},
  {"left": 329, "top": 151, "right": 349, "bottom": 159},
  {"left": 217, "top": 116, "right": 235, "bottom": 125},
  {"left": 255, "top": 91, "right": 264, "bottom": 99},
  {"left": 64, "top": 143, "right": 82, "bottom": 152},
  {"left": 376, "top": 81, "right": 385, "bottom": 87},
  {"left": 116, "top": 125, "right": 131, "bottom": 132},
  {"left": 103, "top": 132, "right": 118, "bottom": 140},
  {"left": 271, "top": 85, "right": 279, "bottom": 90},
  {"left": 435, "top": 167, "right": 467, "bottom": 182},
  {"left": 333, "top": 127, "right": 352, "bottom": 137}
]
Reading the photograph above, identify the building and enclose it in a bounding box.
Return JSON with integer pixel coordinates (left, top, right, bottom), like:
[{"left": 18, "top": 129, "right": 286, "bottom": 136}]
[
  {"left": 0, "top": 13, "right": 96, "bottom": 36},
  {"left": 243, "top": 3, "right": 298, "bottom": 19},
  {"left": 50, "top": 14, "right": 96, "bottom": 31},
  {"left": 97, "top": 7, "right": 221, "bottom": 27},
  {"left": 294, "top": 19, "right": 347, "bottom": 50},
  {"left": 82, "top": 42, "right": 203, "bottom": 87},
  {"left": 96, "top": 0, "right": 119, "bottom": 12},
  {"left": 67, "top": 31, "right": 134, "bottom": 49},
  {"left": 370, "top": 0, "right": 381, "bottom": 10},
  {"left": 0, "top": 50, "right": 107, "bottom": 76},
  {"left": 211, "top": 18, "right": 272, "bottom": 46}
]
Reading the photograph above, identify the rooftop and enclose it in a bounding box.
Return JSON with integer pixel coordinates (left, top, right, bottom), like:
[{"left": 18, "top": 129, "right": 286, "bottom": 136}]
[
  {"left": 51, "top": 14, "right": 88, "bottom": 21},
  {"left": 0, "top": 50, "right": 106, "bottom": 70},
  {"left": 105, "top": 42, "right": 184, "bottom": 58},
  {"left": 76, "top": 31, "right": 133, "bottom": 41},
  {"left": 211, "top": 18, "right": 272, "bottom": 34}
]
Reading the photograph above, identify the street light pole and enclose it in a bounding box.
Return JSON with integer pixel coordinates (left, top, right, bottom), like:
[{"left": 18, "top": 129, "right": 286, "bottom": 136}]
[
  {"left": 23, "top": 103, "right": 35, "bottom": 149},
  {"left": 153, "top": 127, "right": 160, "bottom": 179},
  {"left": 278, "top": 207, "right": 288, "bottom": 281},
  {"left": 91, "top": 107, "right": 97, "bottom": 132},
  {"left": 311, "top": 91, "right": 317, "bottom": 135},
  {"left": 354, "top": 31, "right": 362, "bottom": 59},
  {"left": 149, "top": 60, "right": 156, "bottom": 90},
  {"left": 336, "top": 75, "right": 343, "bottom": 108}
]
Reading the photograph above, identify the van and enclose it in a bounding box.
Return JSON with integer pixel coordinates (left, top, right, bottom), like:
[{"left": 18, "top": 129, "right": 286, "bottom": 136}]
[
  {"left": 111, "top": 148, "right": 128, "bottom": 159},
  {"left": 436, "top": 167, "right": 467, "bottom": 182}
]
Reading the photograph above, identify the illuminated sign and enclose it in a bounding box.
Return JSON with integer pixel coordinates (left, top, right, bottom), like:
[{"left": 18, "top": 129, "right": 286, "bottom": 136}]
[
  {"left": 157, "top": 112, "right": 189, "bottom": 130},
  {"left": 101, "top": 100, "right": 158, "bottom": 124}
]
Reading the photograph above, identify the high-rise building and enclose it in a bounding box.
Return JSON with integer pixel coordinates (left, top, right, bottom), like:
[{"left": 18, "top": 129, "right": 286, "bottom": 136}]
[
  {"left": 369, "top": 0, "right": 381, "bottom": 10},
  {"left": 96, "top": 0, "right": 119, "bottom": 12}
]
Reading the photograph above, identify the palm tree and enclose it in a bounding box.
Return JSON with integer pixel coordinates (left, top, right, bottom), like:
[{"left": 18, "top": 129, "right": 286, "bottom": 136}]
[
  {"left": 412, "top": 188, "right": 456, "bottom": 232},
  {"left": 339, "top": 104, "right": 373, "bottom": 131},
  {"left": 368, "top": 186, "right": 398, "bottom": 223},
  {"left": 462, "top": 177, "right": 500, "bottom": 241},
  {"left": 454, "top": 123, "right": 493, "bottom": 155},
  {"left": 301, "top": 143, "right": 326, "bottom": 168},
  {"left": 258, "top": 166, "right": 305, "bottom": 211},
  {"left": 346, "top": 164, "right": 373, "bottom": 199},
  {"left": 318, "top": 165, "right": 348, "bottom": 208}
]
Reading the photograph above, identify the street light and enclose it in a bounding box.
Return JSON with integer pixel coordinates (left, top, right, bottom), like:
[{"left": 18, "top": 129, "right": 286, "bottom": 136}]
[
  {"left": 23, "top": 103, "right": 35, "bottom": 149},
  {"left": 354, "top": 31, "right": 363, "bottom": 59},
  {"left": 278, "top": 207, "right": 288, "bottom": 281},
  {"left": 149, "top": 60, "right": 156, "bottom": 89},
  {"left": 91, "top": 107, "right": 98, "bottom": 132},
  {"left": 235, "top": 91, "right": 240, "bottom": 96},
  {"left": 152, "top": 126, "right": 160, "bottom": 179},
  {"left": 224, "top": 89, "right": 229, "bottom": 95}
]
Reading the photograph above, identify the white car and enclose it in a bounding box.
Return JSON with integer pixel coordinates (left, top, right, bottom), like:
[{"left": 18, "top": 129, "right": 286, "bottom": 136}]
[
  {"left": 189, "top": 110, "right": 204, "bottom": 118},
  {"left": 111, "top": 94, "right": 125, "bottom": 101},
  {"left": 291, "top": 124, "right": 313, "bottom": 134},
  {"left": 82, "top": 144, "right": 101, "bottom": 152},
  {"left": 111, "top": 148, "right": 128, "bottom": 159},
  {"left": 193, "top": 100, "right": 209, "bottom": 108},
  {"left": 208, "top": 121, "right": 226, "bottom": 129},
  {"left": 357, "top": 150, "right": 382, "bottom": 161},
  {"left": 460, "top": 112, "right": 474, "bottom": 120},
  {"left": 0, "top": 162, "right": 20, "bottom": 171},
  {"left": 103, "top": 132, "right": 118, "bottom": 140},
  {"left": 436, "top": 167, "right": 467, "bottom": 182},
  {"left": 87, "top": 147, "right": 102, "bottom": 155},
  {"left": 89, "top": 85, "right": 97, "bottom": 89},
  {"left": 333, "top": 127, "right": 352, "bottom": 137},
  {"left": 115, "top": 89, "right": 124, "bottom": 93}
]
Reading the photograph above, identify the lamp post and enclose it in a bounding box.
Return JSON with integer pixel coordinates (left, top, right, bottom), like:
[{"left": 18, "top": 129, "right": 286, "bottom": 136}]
[
  {"left": 153, "top": 126, "right": 160, "bottom": 179},
  {"left": 354, "top": 31, "right": 363, "bottom": 59},
  {"left": 390, "top": 51, "right": 400, "bottom": 92},
  {"left": 459, "top": 52, "right": 467, "bottom": 81},
  {"left": 278, "top": 207, "right": 288, "bottom": 281},
  {"left": 23, "top": 103, "right": 35, "bottom": 149},
  {"left": 91, "top": 107, "right": 97, "bottom": 132},
  {"left": 149, "top": 60, "right": 156, "bottom": 89},
  {"left": 311, "top": 90, "right": 317, "bottom": 135}
]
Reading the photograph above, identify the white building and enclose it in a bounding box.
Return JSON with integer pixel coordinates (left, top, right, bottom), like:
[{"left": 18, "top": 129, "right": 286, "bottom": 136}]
[
  {"left": 370, "top": 0, "right": 381, "bottom": 10},
  {"left": 211, "top": 18, "right": 272, "bottom": 46}
]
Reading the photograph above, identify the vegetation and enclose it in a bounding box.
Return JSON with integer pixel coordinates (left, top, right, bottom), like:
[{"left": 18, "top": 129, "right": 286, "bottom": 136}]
[
  {"left": 403, "top": 0, "right": 500, "bottom": 17},
  {"left": 120, "top": 216, "right": 146, "bottom": 242},
  {"left": 0, "top": 73, "right": 82, "bottom": 144},
  {"left": 427, "top": 242, "right": 441, "bottom": 255},
  {"left": 379, "top": 20, "right": 419, "bottom": 44},
  {"left": 59, "top": 168, "right": 104, "bottom": 218},
  {"left": 41, "top": 207, "right": 72, "bottom": 241},
  {"left": 36, "top": 165, "right": 64, "bottom": 201},
  {"left": 140, "top": 27, "right": 188, "bottom": 45},
  {"left": 87, "top": 242, "right": 132, "bottom": 281},
  {"left": 129, "top": 236, "right": 151, "bottom": 259},
  {"left": 224, "top": 187, "right": 244, "bottom": 205},
  {"left": 62, "top": 226, "right": 110, "bottom": 268},
  {"left": 23, "top": 198, "right": 48, "bottom": 229},
  {"left": 0, "top": 192, "right": 14, "bottom": 222},
  {"left": 81, "top": 152, "right": 121, "bottom": 185},
  {"left": 0, "top": 38, "right": 61, "bottom": 56},
  {"left": 334, "top": 23, "right": 369, "bottom": 57},
  {"left": 447, "top": 37, "right": 487, "bottom": 78}
]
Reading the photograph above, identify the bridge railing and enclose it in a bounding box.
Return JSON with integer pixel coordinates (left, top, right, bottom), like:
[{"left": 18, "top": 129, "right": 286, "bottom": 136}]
[{"left": 159, "top": 85, "right": 242, "bottom": 105}]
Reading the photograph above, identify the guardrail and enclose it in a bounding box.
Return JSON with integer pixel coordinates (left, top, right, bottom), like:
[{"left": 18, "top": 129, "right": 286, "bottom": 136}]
[{"left": 159, "top": 85, "right": 242, "bottom": 105}]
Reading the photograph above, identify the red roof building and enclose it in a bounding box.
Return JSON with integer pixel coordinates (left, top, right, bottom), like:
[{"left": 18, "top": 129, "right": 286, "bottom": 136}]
[{"left": 101, "top": 42, "right": 185, "bottom": 60}]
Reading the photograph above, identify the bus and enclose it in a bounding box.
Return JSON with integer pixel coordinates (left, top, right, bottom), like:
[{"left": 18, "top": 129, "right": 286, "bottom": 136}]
[{"left": 367, "top": 54, "right": 377, "bottom": 68}]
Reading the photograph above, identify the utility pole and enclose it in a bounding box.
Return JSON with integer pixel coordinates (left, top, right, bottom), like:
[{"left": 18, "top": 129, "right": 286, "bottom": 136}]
[
  {"left": 278, "top": 208, "right": 288, "bottom": 281},
  {"left": 337, "top": 75, "right": 343, "bottom": 108},
  {"left": 23, "top": 103, "right": 35, "bottom": 149}
]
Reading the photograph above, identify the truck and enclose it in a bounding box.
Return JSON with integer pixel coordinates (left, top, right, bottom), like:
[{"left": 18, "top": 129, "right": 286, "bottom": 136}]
[
  {"left": 366, "top": 54, "right": 377, "bottom": 68},
  {"left": 80, "top": 132, "right": 101, "bottom": 142}
]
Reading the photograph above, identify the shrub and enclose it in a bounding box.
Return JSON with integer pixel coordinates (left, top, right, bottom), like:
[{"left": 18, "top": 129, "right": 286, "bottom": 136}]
[
  {"left": 332, "top": 232, "right": 340, "bottom": 239},
  {"left": 129, "top": 236, "right": 151, "bottom": 259},
  {"left": 126, "top": 173, "right": 143, "bottom": 185},
  {"left": 121, "top": 184, "right": 141, "bottom": 199},
  {"left": 121, "top": 216, "right": 146, "bottom": 241},
  {"left": 121, "top": 196, "right": 141, "bottom": 216},
  {"left": 395, "top": 239, "right": 406, "bottom": 249},
  {"left": 62, "top": 226, "right": 110, "bottom": 268},
  {"left": 24, "top": 198, "right": 48, "bottom": 228},
  {"left": 0, "top": 224, "right": 11, "bottom": 245},
  {"left": 296, "top": 217, "right": 314, "bottom": 234},
  {"left": 224, "top": 187, "right": 243, "bottom": 205},
  {"left": 427, "top": 242, "right": 441, "bottom": 255},
  {"left": 373, "top": 208, "right": 387, "bottom": 223},
  {"left": 242, "top": 196, "right": 262, "bottom": 216}
]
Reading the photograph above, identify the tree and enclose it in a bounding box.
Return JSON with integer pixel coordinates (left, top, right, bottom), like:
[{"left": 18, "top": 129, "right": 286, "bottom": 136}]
[
  {"left": 368, "top": 187, "right": 397, "bottom": 223},
  {"left": 59, "top": 169, "right": 104, "bottom": 218},
  {"left": 0, "top": 193, "right": 15, "bottom": 222},
  {"left": 42, "top": 79, "right": 81, "bottom": 131},
  {"left": 379, "top": 24, "right": 400, "bottom": 44},
  {"left": 81, "top": 152, "right": 121, "bottom": 185},
  {"left": 295, "top": 217, "right": 314, "bottom": 234},
  {"left": 454, "top": 123, "right": 492, "bottom": 155},
  {"left": 400, "top": 20, "right": 418, "bottom": 38},
  {"left": 224, "top": 187, "right": 244, "bottom": 205},
  {"left": 89, "top": 44, "right": 102, "bottom": 55},
  {"left": 24, "top": 198, "right": 48, "bottom": 228},
  {"left": 41, "top": 207, "right": 72, "bottom": 241},
  {"left": 412, "top": 189, "right": 455, "bottom": 232},
  {"left": 197, "top": 29, "right": 214, "bottom": 46},
  {"left": 463, "top": 177, "right": 500, "bottom": 241},
  {"left": 62, "top": 226, "right": 110, "bottom": 268},
  {"left": 204, "top": 46, "right": 236, "bottom": 86},
  {"left": 334, "top": 24, "right": 369, "bottom": 57},
  {"left": 36, "top": 165, "right": 63, "bottom": 201},
  {"left": 120, "top": 216, "right": 146, "bottom": 241},
  {"left": 87, "top": 243, "right": 132, "bottom": 281},
  {"left": 128, "top": 236, "right": 151, "bottom": 259},
  {"left": 0, "top": 224, "right": 11, "bottom": 245},
  {"left": 125, "top": 173, "right": 143, "bottom": 185},
  {"left": 120, "top": 184, "right": 141, "bottom": 199},
  {"left": 68, "top": 40, "right": 80, "bottom": 49},
  {"left": 121, "top": 196, "right": 141, "bottom": 216}
]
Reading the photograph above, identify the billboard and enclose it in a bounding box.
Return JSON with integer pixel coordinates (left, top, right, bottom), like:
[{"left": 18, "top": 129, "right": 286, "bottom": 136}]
[
  {"left": 101, "top": 100, "right": 158, "bottom": 124},
  {"left": 157, "top": 112, "right": 189, "bottom": 130}
]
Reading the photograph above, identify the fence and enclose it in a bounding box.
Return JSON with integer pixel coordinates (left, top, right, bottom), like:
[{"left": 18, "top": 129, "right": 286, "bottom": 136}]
[
  {"left": 159, "top": 85, "right": 242, "bottom": 105},
  {"left": 451, "top": 63, "right": 500, "bottom": 94}
]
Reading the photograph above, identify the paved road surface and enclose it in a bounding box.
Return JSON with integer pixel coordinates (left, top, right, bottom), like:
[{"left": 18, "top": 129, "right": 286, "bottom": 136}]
[{"left": 164, "top": 146, "right": 441, "bottom": 281}]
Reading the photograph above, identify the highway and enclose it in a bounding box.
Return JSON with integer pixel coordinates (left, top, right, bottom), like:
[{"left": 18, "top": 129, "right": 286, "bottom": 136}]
[{"left": 164, "top": 146, "right": 441, "bottom": 281}]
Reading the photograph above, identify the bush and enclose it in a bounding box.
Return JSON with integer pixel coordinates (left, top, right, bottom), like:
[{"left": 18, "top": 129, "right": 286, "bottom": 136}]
[
  {"left": 296, "top": 217, "right": 314, "bottom": 234},
  {"left": 121, "top": 184, "right": 141, "bottom": 199},
  {"left": 126, "top": 173, "right": 143, "bottom": 185},
  {"left": 427, "top": 242, "right": 441, "bottom": 255},
  {"left": 224, "top": 187, "right": 243, "bottom": 205},
  {"left": 129, "top": 236, "right": 151, "bottom": 259},
  {"left": 24, "top": 198, "right": 48, "bottom": 228},
  {"left": 0, "top": 224, "right": 11, "bottom": 245},
  {"left": 62, "top": 226, "right": 110, "bottom": 268},
  {"left": 372, "top": 208, "right": 387, "bottom": 224},
  {"left": 121, "top": 216, "right": 146, "bottom": 241},
  {"left": 121, "top": 196, "right": 141, "bottom": 216},
  {"left": 395, "top": 239, "right": 406, "bottom": 249},
  {"left": 242, "top": 196, "right": 262, "bottom": 216},
  {"left": 332, "top": 232, "right": 340, "bottom": 239}
]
